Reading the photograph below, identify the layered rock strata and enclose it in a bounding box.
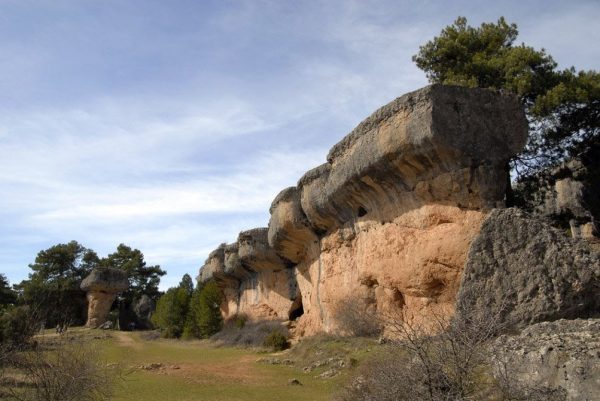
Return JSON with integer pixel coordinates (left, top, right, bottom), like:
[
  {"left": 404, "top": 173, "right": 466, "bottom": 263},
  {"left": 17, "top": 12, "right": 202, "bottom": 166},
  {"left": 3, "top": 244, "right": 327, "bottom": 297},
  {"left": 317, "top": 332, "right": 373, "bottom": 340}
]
[
  {"left": 198, "top": 229, "right": 299, "bottom": 320},
  {"left": 81, "top": 268, "right": 129, "bottom": 328},
  {"left": 198, "top": 84, "right": 528, "bottom": 336}
]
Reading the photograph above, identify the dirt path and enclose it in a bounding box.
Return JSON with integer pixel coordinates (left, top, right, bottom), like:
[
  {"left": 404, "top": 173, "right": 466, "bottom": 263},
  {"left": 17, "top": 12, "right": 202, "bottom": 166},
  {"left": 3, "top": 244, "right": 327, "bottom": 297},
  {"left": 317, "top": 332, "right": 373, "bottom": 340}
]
[{"left": 114, "top": 331, "right": 143, "bottom": 350}]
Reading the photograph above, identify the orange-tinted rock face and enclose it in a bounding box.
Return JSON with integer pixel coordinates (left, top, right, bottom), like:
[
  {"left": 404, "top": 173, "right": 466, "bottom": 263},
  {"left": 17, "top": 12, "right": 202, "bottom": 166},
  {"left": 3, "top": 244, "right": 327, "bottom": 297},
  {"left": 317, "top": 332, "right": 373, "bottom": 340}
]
[
  {"left": 197, "top": 85, "right": 528, "bottom": 336},
  {"left": 237, "top": 268, "right": 298, "bottom": 320},
  {"left": 197, "top": 229, "right": 299, "bottom": 322},
  {"left": 85, "top": 291, "right": 119, "bottom": 328},
  {"left": 293, "top": 205, "right": 486, "bottom": 336}
]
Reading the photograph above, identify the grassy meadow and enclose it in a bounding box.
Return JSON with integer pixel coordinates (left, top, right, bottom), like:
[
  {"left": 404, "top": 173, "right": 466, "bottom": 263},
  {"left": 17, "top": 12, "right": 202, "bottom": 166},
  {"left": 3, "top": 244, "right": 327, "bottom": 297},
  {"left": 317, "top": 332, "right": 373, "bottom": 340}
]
[{"left": 90, "top": 330, "right": 375, "bottom": 401}]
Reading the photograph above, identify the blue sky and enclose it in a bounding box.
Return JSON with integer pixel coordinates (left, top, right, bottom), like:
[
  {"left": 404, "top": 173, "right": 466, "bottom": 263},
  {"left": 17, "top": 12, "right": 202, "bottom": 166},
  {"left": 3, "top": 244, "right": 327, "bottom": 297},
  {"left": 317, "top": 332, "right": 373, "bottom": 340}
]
[{"left": 1, "top": 0, "right": 599, "bottom": 289}]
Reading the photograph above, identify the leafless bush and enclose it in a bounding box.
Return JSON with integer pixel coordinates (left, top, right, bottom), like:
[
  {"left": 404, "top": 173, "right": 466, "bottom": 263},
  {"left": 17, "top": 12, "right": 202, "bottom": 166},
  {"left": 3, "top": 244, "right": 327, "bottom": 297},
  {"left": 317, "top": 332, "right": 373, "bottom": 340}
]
[
  {"left": 211, "top": 318, "right": 289, "bottom": 348},
  {"left": 332, "top": 298, "right": 383, "bottom": 337},
  {"left": 1, "top": 338, "right": 123, "bottom": 401},
  {"left": 334, "top": 306, "right": 565, "bottom": 401},
  {"left": 491, "top": 354, "right": 567, "bottom": 401}
]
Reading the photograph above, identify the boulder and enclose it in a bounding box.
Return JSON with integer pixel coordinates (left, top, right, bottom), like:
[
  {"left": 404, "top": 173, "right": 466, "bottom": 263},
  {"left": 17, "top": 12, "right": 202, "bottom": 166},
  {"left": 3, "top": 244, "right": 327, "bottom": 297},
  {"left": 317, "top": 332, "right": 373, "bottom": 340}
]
[
  {"left": 458, "top": 208, "right": 600, "bottom": 328},
  {"left": 132, "top": 294, "right": 154, "bottom": 329},
  {"left": 516, "top": 139, "right": 600, "bottom": 239},
  {"left": 80, "top": 268, "right": 128, "bottom": 328},
  {"left": 493, "top": 319, "right": 600, "bottom": 401}
]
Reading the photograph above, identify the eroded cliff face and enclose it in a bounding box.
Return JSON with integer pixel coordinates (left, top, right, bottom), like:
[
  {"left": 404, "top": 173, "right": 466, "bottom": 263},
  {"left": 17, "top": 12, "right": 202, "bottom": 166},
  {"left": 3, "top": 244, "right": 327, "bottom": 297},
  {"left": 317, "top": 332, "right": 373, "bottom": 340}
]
[
  {"left": 198, "top": 85, "right": 528, "bottom": 336},
  {"left": 198, "top": 229, "right": 300, "bottom": 321}
]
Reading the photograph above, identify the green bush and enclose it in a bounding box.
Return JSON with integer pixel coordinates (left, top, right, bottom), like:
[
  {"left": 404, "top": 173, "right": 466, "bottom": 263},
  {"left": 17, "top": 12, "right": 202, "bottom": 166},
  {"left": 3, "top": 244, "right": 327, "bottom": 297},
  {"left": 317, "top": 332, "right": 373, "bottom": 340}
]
[
  {"left": 151, "top": 286, "right": 190, "bottom": 338},
  {"left": 234, "top": 314, "right": 247, "bottom": 329},
  {"left": 263, "top": 330, "right": 288, "bottom": 351},
  {"left": 0, "top": 306, "right": 37, "bottom": 346},
  {"left": 185, "top": 281, "right": 223, "bottom": 339}
]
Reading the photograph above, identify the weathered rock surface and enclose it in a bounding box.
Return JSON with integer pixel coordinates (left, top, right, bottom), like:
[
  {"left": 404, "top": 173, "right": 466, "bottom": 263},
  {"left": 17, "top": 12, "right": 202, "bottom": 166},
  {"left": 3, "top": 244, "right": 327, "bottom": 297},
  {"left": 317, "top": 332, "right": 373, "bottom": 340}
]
[
  {"left": 268, "top": 187, "right": 318, "bottom": 264},
  {"left": 516, "top": 138, "right": 600, "bottom": 239},
  {"left": 297, "top": 85, "right": 526, "bottom": 234},
  {"left": 458, "top": 208, "right": 600, "bottom": 329},
  {"left": 493, "top": 319, "right": 600, "bottom": 401},
  {"left": 81, "top": 268, "right": 128, "bottom": 328},
  {"left": 238, "top": 228, "right": 288, "bottom": 271},
  {"left": 132, "top": 294, "right": 154, "bottom": 329},
  {"left": 198, "top": 228, "right": 299, "bottom": 321},
  {"left": 198, "top": 84, "right": 528, "bottom": 335}
]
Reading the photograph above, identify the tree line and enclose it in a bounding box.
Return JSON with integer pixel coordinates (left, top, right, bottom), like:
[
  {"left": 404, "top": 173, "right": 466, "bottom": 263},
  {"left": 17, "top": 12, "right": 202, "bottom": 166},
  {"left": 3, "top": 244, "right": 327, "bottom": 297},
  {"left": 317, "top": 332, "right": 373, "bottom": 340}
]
[
  {"left": 0, "top": 241, "right": 165, "bottom": 344},
  {"left": 0, "top": 240, "right": 224, "bottom": 344},
  {"left": 150, "top": 274, "right": 223, "bottom": 339}
]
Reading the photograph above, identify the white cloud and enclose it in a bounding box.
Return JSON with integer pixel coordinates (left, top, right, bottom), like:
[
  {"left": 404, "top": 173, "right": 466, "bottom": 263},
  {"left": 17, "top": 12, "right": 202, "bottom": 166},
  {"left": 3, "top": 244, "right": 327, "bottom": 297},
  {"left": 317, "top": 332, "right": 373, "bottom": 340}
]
[{"left": 1, "top": 0, "right": 597, "bottom": 289}]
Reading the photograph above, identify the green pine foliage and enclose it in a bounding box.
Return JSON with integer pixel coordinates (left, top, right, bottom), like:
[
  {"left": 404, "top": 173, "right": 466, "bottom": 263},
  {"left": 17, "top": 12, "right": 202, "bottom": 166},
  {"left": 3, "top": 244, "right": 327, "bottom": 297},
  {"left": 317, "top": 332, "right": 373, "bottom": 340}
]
[
  {"left": 102, "top": 244, "right": 166, "bottom": 303},
  {"left": 0, "top": 274, "right": 17, "bottom": 312},
  {"left": 15, "top": 241, "right": 98, "bottom": 327},
  {"left": 184, "top": 281, "right": 223, "bottom": 339},
  {"left": 155, "top": 279, "right": 224, "bottom": 340},
  {"left": 196, "top": 281, "right": 224, "bottom": 338},
  {"left": 413, "top": 17, "right": 600, "bottom": 178},
  {"left": 0, "top": 305, "right": 38, "bottom": 345},
  {"left": 151, "top": 286, "right": 191, "bottom": 338},
  {"left": 182, "top": 287, "right": 202, "bottom": 339}
]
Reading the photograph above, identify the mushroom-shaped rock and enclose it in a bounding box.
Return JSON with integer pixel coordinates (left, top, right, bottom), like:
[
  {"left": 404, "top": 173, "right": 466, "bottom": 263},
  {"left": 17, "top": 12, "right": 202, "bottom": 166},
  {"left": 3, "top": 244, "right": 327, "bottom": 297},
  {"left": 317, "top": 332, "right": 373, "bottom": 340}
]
[
  {"left": 298, "top": 84, "right": 528, "bottom": 233},
  {"left": 223, "top": 242, "right": 253, "bottom": 281},
  {"left": 197, "top": 244, "right": 240, "bottom": 286},
  {"left": 238, "top": 228, "right": 287, "bottom": 271},
  {"left": 268, "top": 187, "right": 318, "bottom": 263},
  {"left": 197, "top": 244, "right": 241, "bottom": 317},
  {"left": 80, "top": 268, "right": 128, "bottom": 328}
]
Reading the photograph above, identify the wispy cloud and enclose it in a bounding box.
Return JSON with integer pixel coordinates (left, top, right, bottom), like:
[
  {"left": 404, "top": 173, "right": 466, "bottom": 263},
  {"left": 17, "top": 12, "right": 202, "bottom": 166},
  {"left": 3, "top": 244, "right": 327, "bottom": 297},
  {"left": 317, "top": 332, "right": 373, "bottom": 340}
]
[{"left": 1, "top": 0, "right": 597, "bottom": 289}]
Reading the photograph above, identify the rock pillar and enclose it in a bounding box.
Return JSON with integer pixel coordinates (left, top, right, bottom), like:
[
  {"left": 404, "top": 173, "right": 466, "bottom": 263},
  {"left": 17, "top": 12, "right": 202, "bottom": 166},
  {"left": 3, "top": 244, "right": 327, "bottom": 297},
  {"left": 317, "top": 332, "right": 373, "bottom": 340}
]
[{"left": 80, "top": 268, "right": 129, "bottom": 328}]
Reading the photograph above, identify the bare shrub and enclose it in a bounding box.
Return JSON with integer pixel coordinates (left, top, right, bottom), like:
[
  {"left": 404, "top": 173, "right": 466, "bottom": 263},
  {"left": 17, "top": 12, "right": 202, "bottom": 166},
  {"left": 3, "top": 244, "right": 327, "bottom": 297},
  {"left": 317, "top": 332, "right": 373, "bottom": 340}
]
[
  {"left": 1, "top": 338, "right": 122, "bottom": 401},
  {"left": 334, "top": 306, "right": 566, "bottom": 401},
  {"left": 211, "top": 318, "right": 289, "bottom": 348},
  {"left": 333, "top": 298, "right": 383, "bottom": 337},
  {"left": 491, "top": 354, "right": 567, "bottom": 401}
]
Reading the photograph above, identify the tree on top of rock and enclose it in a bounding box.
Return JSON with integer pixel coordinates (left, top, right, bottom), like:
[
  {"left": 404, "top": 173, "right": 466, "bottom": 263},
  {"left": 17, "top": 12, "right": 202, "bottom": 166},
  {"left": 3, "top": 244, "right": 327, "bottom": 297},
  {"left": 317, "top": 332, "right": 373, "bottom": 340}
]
[
  {"left": 102, "top": 244, "right": 166, "bottom": 303},
  {"left": 413, "top": 16, "right": 600, "bottom": 178},
  {"left": 15, "top": 240, "right": 99, "bottom": 326}
]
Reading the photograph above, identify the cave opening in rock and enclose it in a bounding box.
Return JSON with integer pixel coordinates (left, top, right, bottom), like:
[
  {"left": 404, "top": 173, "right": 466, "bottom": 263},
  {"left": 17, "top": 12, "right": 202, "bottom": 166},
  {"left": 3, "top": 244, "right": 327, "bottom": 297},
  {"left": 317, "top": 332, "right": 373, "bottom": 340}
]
[
  {"left": 288, "top": 296, "right": 304, "bottom": 321},
  {"left": 357, "top": 206, "right": 368, "bottom": 217}
]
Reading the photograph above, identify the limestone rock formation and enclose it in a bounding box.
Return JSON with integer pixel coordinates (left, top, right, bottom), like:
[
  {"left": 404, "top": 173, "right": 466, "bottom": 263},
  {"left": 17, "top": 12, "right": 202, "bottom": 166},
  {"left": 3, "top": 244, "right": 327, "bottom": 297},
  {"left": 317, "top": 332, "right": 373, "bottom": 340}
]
[
  {"left": 132, "top": 294, "right": 154, "bottom": 329},
  {"left": 268, "top": 186, "right": 318, "bottom": 264},
  {"left": 198, "top": 84, "right": 528, "bottom": 335},
  {"left": 493, "top": 319, "right": 600, "bottom": 401},
  {"left": 198, "top": 228, "right": 300, "bottom": 321},
  {"left": 81, "top": 268, "right": 128, "bottom": 328},
  {"left": 458, "top": 208, "right": 600, "bottom": 329},
  {"left": 516, "top": 138, "right": 600, "bottom": 239}
]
